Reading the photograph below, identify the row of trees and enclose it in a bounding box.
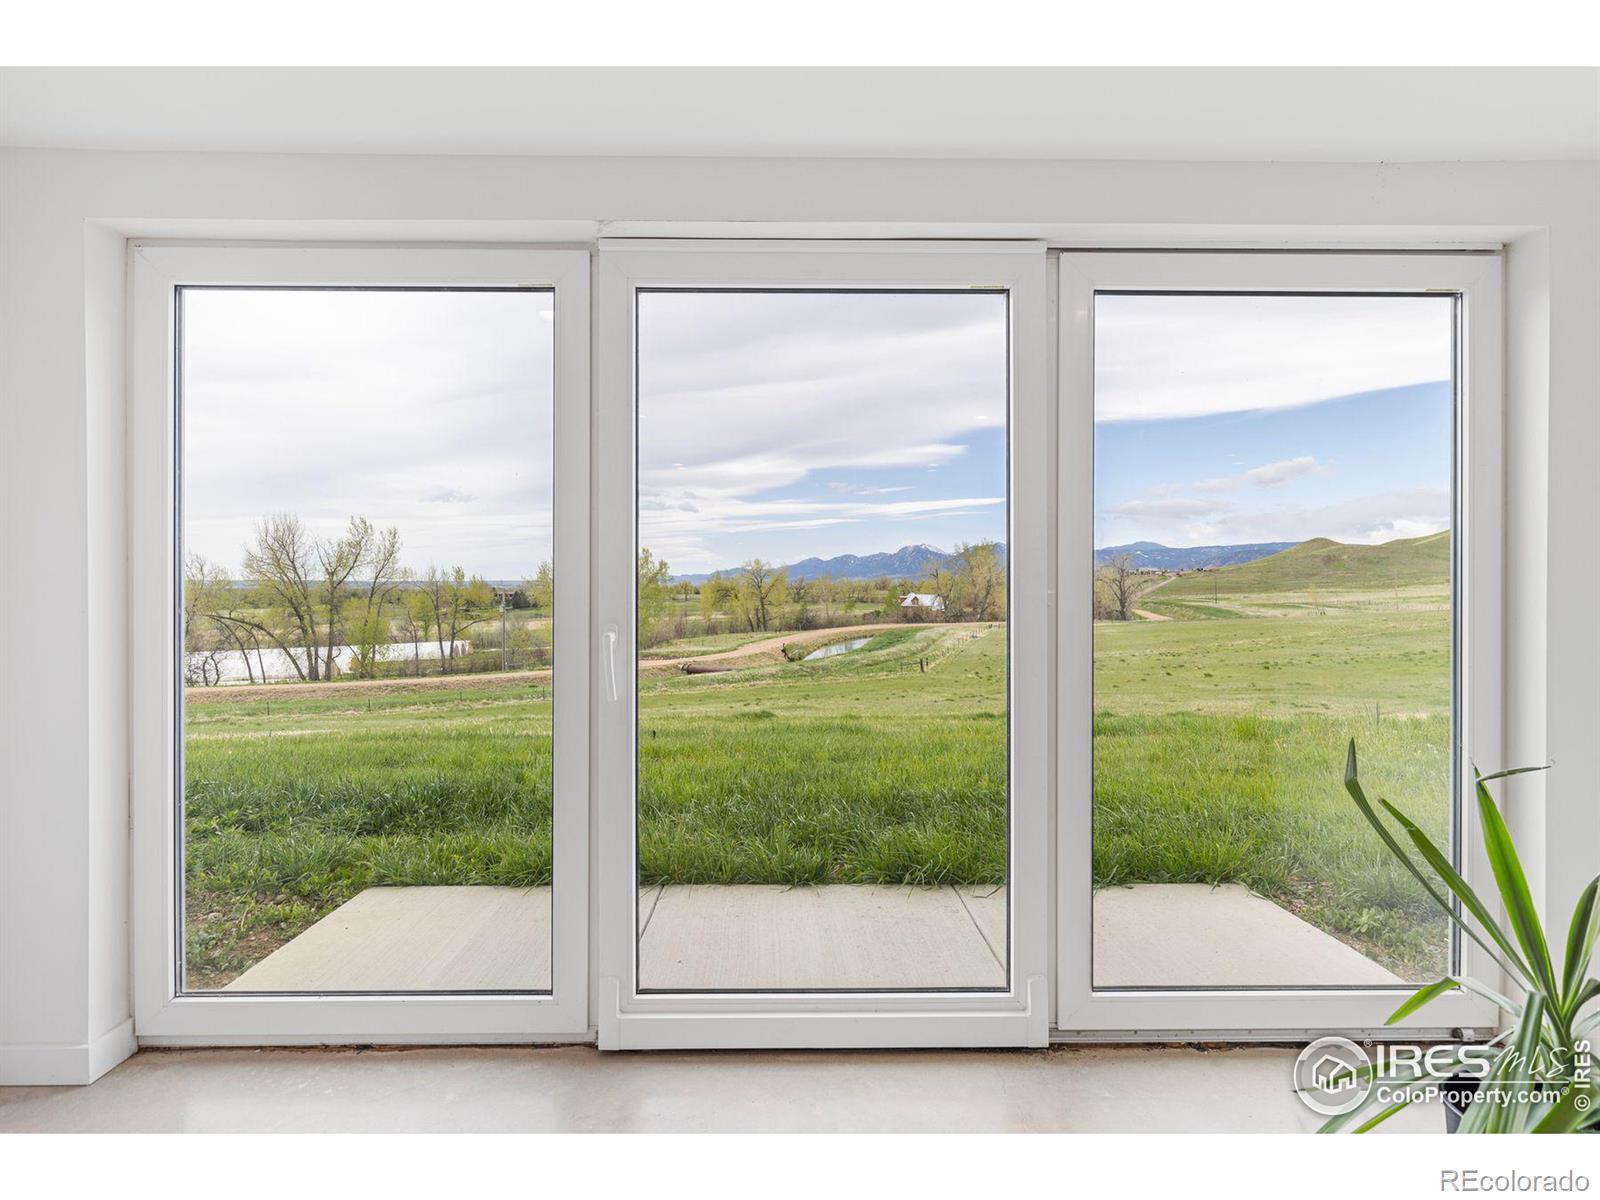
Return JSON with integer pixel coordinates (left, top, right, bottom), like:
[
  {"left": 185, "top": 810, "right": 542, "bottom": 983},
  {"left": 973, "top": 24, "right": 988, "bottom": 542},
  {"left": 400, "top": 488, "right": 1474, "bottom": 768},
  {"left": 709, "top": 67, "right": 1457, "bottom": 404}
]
[
  {"left": 186, "top": 520, "right": 1011, "bottom": 684},
  {"left": 634, "top": 541, "right": 1009, "bottom": 648},
  {"left": 185, "top": 513, "right": 552, "bottom": 685}
]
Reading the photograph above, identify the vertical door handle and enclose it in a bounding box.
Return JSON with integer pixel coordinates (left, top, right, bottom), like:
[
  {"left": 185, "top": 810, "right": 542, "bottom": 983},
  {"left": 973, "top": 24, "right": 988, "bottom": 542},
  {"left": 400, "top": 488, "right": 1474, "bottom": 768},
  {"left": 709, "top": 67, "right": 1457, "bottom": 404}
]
[{"left": 603, "top": 626, "right": 619, "bottom": 703}]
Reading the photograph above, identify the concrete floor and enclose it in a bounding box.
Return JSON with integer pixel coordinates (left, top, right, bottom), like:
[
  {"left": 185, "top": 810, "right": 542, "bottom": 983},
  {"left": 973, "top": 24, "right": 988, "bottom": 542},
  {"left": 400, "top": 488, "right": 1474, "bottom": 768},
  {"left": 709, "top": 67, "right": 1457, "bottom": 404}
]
[
  {"left": 0, "top": 1044, "right": 1444, "bottom": 1133},
  {"left": 221, "top": 882, "right": 1396, "bottom": 993}
]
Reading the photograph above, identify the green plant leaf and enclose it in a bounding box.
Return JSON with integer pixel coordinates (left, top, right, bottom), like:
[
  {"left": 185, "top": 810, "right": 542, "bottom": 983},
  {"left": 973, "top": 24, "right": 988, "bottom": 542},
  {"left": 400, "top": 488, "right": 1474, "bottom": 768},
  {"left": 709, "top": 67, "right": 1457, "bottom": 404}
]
[
  {"left": 1476, "top": 764, "right": 1551, "bottom": 784},
  {"left": 1353, "top": 1099, "right": 1414, "bottom": 1132},
  {"left": 1388, "top": 977, "right": 1457, "bottom": 1024},
  {"left": 1531, "top": 1080, "right": 1600, "bottom": 1134},
  {"left": 1379, "top": 796, "right": 1533, "bottom": 987},
  {"left": 1475, "top": 772, "right": 1560, "bottom": 1002},
  {"left": 1343, "top": 743, "right": 1479, "bottom": 950},
  {"left": 1567, "top": 978, "right": 1599, "bottom": 1023},
  {"left": 1560, "top": 877, "right": 1599, "bottom": 1008},
  {"left": 1500, "top": 991, "right": 1549, "bottom": 1133},
  {"left": 1450, "top": 973, "right": 1523, "bottom": 1017}
]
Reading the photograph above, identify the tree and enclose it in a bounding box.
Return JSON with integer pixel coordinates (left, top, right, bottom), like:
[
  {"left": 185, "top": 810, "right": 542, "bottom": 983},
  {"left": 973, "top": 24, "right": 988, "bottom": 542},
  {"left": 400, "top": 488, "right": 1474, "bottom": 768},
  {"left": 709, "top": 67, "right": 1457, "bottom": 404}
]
[
  {"left": 237, "top": 513, "right": 400, "bottom": 680},
  {"left": 417, "top": 565, "right": 495, "bottom": 673},
  {"left": 951, "top": 541, "right": 1005, "bottom": 621},
  {"left": 340, "top": 521, "right": 403, "bottom": 678},
  {"left": 736, "top": 559, "right": 787, "bottom": 632},
  {"left": 1104, "top": 553, "right": 1137, "bottom": 621},
  {"left": 637, "top": 548, "right": 672, "bottom": 644},
  {"left": 241, "top": 513, "right": 323, "bottom": 679},
  {"left": 922, "top": 565, "right": 960, "bottom": 620},
  {"left": 524, "top": 560, "right": 554, "bottom": 613},
  {"left": 396, "top": 587, "right": 437, "bottom": 676},
  {"left": 698, "top": 573, "right": 731, "bottom": 622}
]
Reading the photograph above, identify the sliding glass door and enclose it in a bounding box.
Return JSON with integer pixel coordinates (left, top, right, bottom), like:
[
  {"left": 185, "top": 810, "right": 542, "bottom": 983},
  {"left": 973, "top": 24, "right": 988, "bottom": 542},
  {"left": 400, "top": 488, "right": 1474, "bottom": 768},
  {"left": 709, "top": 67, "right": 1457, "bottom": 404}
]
[
  {"left": 131, "top": 240, "right": 1507, "bottom": 1048},
  {"left": 1056, "top": 252, "right": 1504, "bottom": 1034},
  {"left": 596, "top": 244, "right": 1050, "bottom": 1046},
  {"left": 131, "top": 247, "right": 591, "bottom": 1040}
]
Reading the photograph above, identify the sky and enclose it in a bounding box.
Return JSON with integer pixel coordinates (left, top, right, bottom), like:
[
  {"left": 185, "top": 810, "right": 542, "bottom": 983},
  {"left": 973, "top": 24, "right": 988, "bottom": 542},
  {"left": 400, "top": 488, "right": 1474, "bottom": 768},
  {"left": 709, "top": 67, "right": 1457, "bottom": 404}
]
[
  {"left": 183, "top": 287, "right": 554, "bottom": 580},
  {"left": 1093, "top": 293, "right": 1455, "bottom": 548},
  {"left": 182, "top": 285, "right": 1454, "bottom": 581},
  {"left": 637, "top": 290, "right": 1010, "bottom": 574}
]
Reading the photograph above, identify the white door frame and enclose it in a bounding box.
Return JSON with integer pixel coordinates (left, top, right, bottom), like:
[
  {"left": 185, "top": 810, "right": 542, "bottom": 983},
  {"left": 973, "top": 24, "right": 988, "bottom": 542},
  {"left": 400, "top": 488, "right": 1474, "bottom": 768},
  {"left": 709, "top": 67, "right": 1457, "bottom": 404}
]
[
  {"left": 128, "top": 244, "right": 592, "bottom": 1043},
  {"left": 1055, "top": 251, "right": 1504, "bottom": 1036},
  {"left": 593, "top": 241, "right": 1051, "bottom": 1049}
]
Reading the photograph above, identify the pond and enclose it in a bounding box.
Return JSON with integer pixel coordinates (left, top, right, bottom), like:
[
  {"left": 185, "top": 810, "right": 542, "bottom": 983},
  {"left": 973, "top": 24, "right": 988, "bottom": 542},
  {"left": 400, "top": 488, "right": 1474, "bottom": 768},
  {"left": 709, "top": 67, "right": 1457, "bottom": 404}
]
[{"left": 802, "top": 636, "right": 870, "bottom": 661}]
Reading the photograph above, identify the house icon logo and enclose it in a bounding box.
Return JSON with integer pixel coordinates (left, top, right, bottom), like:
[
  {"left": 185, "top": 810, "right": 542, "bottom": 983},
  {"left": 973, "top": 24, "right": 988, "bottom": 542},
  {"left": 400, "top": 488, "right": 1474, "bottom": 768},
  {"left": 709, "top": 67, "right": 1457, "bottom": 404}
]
[{"left": 1295, "top": 1036, "right": 1373, "bottom": 1116}]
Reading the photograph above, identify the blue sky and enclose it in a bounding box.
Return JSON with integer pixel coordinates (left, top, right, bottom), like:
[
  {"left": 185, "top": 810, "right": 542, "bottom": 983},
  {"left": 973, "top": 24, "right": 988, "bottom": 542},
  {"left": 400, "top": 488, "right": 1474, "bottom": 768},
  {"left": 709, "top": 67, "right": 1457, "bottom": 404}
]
[
  {"left": 1095, "top": 382, "right": 1452, "bottom": 548},
  {"left": 1093, "top": 293, "right": 1454, "bottom": 549}
]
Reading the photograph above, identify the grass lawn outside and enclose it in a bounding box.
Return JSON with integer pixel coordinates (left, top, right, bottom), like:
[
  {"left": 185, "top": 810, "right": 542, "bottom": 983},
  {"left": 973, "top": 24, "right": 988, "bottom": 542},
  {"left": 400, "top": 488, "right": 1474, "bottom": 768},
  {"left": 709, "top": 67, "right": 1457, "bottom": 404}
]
[{"left": 183, "top": 560, "right": 1452, "bottom": 985}]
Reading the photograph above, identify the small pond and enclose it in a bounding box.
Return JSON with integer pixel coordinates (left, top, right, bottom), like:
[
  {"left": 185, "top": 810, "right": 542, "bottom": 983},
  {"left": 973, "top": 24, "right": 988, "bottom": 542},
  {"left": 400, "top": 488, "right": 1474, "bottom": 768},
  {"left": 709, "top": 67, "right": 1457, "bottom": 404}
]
[{"left": 802, "top": 637, "right": 870, "bottom": 661}]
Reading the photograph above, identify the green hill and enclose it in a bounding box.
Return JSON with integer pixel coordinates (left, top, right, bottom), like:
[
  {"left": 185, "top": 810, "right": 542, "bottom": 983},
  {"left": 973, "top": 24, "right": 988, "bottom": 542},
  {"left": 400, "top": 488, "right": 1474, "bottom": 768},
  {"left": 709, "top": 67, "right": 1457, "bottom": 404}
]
[{"left": 1155, "top": 531, "right": 1451, "bottom": 598}]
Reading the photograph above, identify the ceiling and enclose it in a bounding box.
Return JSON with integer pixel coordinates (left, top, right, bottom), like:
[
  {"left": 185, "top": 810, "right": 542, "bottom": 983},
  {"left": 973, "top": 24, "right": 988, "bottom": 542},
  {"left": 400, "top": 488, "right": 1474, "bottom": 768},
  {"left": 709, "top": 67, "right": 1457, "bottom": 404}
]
[{"left": 2, "top": 67, "right": 1596, "bottom": 161}]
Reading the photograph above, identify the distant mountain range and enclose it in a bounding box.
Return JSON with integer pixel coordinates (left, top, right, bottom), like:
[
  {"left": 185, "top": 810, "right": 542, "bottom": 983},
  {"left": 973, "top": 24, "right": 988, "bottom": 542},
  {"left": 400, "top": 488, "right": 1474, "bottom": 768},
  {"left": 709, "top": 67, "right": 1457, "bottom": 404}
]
[
  {"left": 672, "top": 539, "right": 1313, "bottom": 584},
  {"left": 671, "top": 543, "right": 1007, "bottom": 585},
  {"left": 1092, "top": 541, "right": 1299, "bottom": 571}
]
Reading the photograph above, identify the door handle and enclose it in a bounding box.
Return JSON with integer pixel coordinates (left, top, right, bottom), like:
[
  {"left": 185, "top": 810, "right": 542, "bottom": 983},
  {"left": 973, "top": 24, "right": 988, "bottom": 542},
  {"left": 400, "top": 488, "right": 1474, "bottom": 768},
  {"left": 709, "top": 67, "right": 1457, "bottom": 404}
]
[{"left": 603, "top": 626, "right": 619, "bottom": 703}]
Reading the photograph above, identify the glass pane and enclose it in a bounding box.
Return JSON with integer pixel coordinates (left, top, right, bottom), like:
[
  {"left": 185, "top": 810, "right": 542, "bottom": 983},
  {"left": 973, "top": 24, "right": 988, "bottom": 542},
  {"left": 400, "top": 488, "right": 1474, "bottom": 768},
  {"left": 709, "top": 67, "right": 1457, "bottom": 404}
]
[
  {"left": 635, "top": 290, "right": 1010, "bottom": 991},
  {"left": 179, "top": 287, "right": 555, "bottom": 993},
  {"left": 1092, "top": 292, "right": 1455, "bottom": 989}
]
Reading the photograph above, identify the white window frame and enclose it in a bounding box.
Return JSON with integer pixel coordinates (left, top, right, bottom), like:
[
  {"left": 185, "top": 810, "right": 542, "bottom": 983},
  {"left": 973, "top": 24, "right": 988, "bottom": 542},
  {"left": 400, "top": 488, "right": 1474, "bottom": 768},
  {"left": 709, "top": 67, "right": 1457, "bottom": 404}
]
[
  {"left": 1055, "top": 251, "right": 1504, "bottom": 1036},
  {"left": 129, "top": 245, "right": 591, "bottom": 1043},
  {"left": 593, "top": 241, "right": 1051, "bottom": 1049}
]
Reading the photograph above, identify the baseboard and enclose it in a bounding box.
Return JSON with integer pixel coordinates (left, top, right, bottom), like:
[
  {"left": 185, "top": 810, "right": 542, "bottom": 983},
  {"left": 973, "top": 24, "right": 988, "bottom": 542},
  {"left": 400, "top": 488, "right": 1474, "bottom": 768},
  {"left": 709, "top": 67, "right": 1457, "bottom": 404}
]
[{"left": 0, "top": 1018, "right": 136, "bottom": 1086}]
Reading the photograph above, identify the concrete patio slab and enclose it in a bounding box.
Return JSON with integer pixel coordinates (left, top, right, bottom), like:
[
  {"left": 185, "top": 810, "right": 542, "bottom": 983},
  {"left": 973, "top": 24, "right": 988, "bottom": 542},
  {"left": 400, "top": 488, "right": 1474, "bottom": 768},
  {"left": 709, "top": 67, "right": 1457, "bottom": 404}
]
[
  {"left": 220, "top": 880, "right": 1400, "bottom": 994},
  {"left": 225, "top": 886, "right": 552, "bottom": 993},
  {"left": 639, "top": 884, "right": 1006, "bottom": 990},
  {"left": 1092, "top": 882, "right": 1403, "bottom": 988}
]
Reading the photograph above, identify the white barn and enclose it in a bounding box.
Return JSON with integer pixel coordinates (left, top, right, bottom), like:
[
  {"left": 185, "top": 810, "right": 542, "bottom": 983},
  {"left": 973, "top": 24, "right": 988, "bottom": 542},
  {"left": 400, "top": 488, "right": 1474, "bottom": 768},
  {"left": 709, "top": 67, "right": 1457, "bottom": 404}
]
[{"left": 900, "top": 593, "right": 946, "bottom": 612}]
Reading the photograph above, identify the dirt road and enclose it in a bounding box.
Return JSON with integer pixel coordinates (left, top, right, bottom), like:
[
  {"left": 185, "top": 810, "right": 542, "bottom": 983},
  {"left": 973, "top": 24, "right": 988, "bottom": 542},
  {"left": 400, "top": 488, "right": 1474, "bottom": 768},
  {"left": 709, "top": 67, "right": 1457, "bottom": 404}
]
[{"left": 640, "top": 622, "right": 958, "bottom": 675}]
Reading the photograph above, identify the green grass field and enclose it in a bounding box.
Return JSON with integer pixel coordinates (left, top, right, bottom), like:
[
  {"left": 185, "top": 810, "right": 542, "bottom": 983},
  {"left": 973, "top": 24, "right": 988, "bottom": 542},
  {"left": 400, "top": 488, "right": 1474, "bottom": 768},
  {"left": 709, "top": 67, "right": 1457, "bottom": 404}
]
[{"left": 183, "top": 535, "right": 1453, "bottom": 987}]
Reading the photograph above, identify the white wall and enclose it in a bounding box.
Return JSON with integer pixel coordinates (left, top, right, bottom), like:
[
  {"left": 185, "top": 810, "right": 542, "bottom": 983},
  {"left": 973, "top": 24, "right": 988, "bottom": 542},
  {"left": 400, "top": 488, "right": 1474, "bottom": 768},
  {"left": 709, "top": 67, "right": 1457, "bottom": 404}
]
[{"left": 1, "top": 149, "right": 1595, "bottom": 1082}]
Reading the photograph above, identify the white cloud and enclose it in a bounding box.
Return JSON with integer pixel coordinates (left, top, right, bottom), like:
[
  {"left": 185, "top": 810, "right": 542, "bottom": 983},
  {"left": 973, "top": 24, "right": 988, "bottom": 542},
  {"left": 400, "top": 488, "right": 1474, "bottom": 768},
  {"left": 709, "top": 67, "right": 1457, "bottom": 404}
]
[
  {"left": 1109, "top": 496, "right": 1232, "bottom": 520},
  {"left": 1099, "top": 487, "right": 1449, "bottom": 550},
  {"left": 1189, "top": 456, "right": 1331, "bottom": 495},
  {"left": 1243, "top": 456, "right": 1324, "bottom": 488},
  {"left": 1095, "top": 294, "right": 1453, "bottom": 422},
  {"left": 183, "top": 288, "right": 555, "bottom": 577}
]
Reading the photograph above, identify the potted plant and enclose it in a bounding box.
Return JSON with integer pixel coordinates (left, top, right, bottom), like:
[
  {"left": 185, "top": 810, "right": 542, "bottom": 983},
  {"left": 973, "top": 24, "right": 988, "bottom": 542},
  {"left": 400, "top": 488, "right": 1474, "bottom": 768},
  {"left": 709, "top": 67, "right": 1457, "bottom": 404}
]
[{"left": 1315, "top": 742, "right": 1597, "bottom": 1133}]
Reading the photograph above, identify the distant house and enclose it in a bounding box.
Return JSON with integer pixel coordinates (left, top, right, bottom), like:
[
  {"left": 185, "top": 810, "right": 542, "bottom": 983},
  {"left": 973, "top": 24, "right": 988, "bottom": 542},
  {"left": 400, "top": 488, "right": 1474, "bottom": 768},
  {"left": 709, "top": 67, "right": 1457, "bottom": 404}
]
[{"left": 900, "top": 592, "right": 945, "bottom": 612}]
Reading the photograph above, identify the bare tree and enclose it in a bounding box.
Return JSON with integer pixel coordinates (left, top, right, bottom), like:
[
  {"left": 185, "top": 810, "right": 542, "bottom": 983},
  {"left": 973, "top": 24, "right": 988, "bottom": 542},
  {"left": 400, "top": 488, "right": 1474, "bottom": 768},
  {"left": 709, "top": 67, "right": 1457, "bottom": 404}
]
[
  {"left": 242, "top": 513, "right": 322, "bottom": 678},
  {"left": 1105, "top": 553, "right": 1138, "bottom": 621},
  {"left": 417, "top": 565, "right": 495, "bottom": 672},
  {"left": 239, "top": 513, "right": 401, "bottom": 680}
]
